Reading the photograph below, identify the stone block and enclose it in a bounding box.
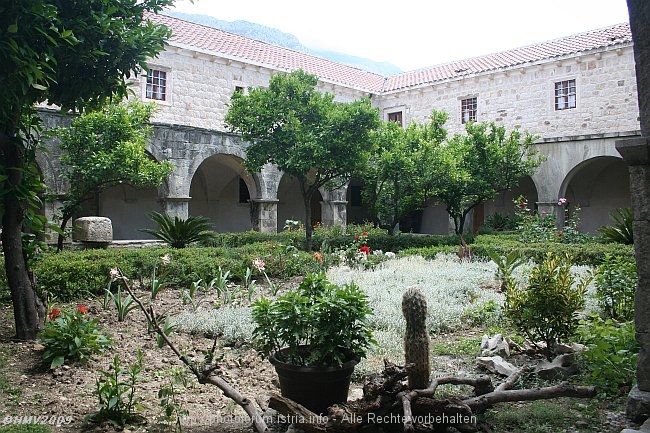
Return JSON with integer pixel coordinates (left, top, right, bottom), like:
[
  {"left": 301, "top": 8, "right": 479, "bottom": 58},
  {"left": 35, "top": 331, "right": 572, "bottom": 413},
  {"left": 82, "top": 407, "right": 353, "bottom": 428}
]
[
  {"left": 628, "top": 385, "right": 650, "bottom": 423},
  {"left": 73, "top": 217, "right": 113, "bottom": 243}
]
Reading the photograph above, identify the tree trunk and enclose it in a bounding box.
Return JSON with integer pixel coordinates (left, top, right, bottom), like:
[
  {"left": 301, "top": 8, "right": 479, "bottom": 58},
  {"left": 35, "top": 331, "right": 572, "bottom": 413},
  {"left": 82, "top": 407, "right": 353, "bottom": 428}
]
[
  {"left": 56, "top": 210, "right": 73, "bottom": 252},
  {"left": 1, "top": 134, "right": 46, "bottom": 340},
  {"left": 303, "top": 189, "right": 314, "bottom": 251}
]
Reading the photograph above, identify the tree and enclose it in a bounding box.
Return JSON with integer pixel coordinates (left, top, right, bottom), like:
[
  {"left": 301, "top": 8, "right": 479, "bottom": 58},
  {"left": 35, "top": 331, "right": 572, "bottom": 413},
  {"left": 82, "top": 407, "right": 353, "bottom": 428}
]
[
  {"left": 52, "top": 101, "right": 173, "bottom": 251},
  {"left": 225, "top": 69, "right": 380, "bottom": 249},
  {"left": 362, "top": 112, "right": 448, "bottom": 234},
  {"left": 426, "top": 120, "right": 543, "bottom": 235},
  {"left": 0, "top": 0, "right": 173, "bottom": 340}
]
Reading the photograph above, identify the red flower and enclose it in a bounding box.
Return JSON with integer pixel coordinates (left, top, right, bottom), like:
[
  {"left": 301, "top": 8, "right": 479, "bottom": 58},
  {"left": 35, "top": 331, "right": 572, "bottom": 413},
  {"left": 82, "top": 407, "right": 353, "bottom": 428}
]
[
  {"left": 362, "top": 231, "right": 368, "bottom": 236},
  {"left": 355, "top": 235, "right": 360, "bottom": 240},
  {"left": 48, "top": 308, "right": 61, "bottom": 321},
  {"left": 77, "top": 305, "right": 88, "bottom": 314},
  {"left": 359, "top": 245, "right": 371, "bottom": 255}
]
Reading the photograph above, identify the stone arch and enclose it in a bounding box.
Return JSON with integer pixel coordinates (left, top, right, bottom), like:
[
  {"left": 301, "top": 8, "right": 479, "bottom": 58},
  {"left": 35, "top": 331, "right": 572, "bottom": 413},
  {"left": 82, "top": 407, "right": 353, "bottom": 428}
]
[
  {"left": 95, "top": 149, "right": 166, "bottom": 240},
  {"left": 558, "top": 155, "right": 630, "bottom": 233},
  {"left": 480, "top": 175, "right": 539, "bottom": 228},
  {"left": 346, "top": 178, "right": 373, "bottom": 225},
  {"left": 189, "top": 153, "right": 257, "bottom": 233},
  {"left": 276, "top": 173, "right": 323, "bottom": 231}
]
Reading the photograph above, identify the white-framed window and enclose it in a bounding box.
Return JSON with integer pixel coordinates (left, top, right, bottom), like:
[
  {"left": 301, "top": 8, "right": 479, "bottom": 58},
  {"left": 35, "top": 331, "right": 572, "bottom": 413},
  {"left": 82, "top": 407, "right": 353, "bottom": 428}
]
[
  {"left": 461, "top": 97, "right": 477, "bottom": 123},
  {"left": 554, "top": 79, "right": 577, "bottom": 110},
  {"left": 145, "top": 68, "right": 169, "bottom": 102}
]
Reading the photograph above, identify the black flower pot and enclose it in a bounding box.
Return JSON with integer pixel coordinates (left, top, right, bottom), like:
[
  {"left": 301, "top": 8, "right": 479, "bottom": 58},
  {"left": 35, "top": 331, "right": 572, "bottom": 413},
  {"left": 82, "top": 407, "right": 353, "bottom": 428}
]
[{"left": 269, "top": 349, "right": 358, "bottom": 415}]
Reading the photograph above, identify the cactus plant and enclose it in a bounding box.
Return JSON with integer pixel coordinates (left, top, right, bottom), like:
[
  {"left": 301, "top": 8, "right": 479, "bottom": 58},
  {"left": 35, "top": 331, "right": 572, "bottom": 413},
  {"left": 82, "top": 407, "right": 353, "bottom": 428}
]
[{"left": 402, "top": 286, "right": 430, "bottom": 389}]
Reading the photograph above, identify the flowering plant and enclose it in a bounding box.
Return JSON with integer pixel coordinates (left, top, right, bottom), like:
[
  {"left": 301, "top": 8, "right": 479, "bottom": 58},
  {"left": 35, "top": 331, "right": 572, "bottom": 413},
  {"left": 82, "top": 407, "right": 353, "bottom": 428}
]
[
  {"left": 514, "top": 195, "right": 589, "bottom": 244},
  {"left": 39, "top": 305, "right": 112, "bottom": 369}
]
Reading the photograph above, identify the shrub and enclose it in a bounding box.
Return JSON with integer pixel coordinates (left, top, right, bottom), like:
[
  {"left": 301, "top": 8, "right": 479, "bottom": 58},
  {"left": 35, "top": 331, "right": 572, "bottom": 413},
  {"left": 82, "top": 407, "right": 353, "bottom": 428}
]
[
  {"left": 141, "top": 211, "right": 216, "bottom": 248},
  {"left": 577, "top": 315, "right": 638, "bottom": 395},
  {"left": 30, "top": 245, "right": 322, "bottom": 300},
  {"left": 39, "top": 305, "right": 112, "bottom": 369},
  {"left": 594, "top": 255, "right": 636, "bottom": 321},
  {"left": 599, "top": 207, "right": 634, "bottom": 245},
  {"left": 87, "top": 351, "right": 146, "bottom": 427},
  {"left": 481, "top": 212, "right": 521, "bottom": 232},
  {"left": 504, "top": 252, "right": 591, "bottom": 359},
  {"left": 251, "top": 272, "right": 375, "bottom": 367}
]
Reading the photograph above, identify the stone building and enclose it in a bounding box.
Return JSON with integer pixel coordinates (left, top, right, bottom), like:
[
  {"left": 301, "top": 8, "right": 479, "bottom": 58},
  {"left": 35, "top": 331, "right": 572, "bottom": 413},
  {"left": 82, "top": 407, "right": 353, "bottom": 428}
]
[{"left": 39, "top": 14, "right": 640, "bottom": 239}]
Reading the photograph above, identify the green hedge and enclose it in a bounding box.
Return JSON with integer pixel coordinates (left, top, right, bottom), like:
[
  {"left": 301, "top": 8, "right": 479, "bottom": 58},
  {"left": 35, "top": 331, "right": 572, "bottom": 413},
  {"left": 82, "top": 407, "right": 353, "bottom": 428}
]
[
  {"left": 402, "top": 234, "right": 635, "bottom": 266},
  {"left": 29, "top": 243, "right": 323, "bottom": 301}
]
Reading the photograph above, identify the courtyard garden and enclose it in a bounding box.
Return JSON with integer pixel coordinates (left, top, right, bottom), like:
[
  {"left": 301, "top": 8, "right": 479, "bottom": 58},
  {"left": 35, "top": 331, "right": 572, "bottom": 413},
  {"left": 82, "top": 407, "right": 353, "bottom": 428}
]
[{"left": 0, "top": 215, "right": 641, "bottom": 433}]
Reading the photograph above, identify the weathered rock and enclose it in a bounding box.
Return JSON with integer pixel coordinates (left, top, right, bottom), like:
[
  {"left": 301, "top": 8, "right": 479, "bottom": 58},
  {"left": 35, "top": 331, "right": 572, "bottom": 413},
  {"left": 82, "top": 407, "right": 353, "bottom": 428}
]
[
  {"left": 73, "top": 216, "right": 113, "bottom": 243},
  {"left": 555, "top": 342, "right": 587, "bottom": 354},
  {"left": 627, "top": 385, "right": 650, "bottom": 423},
  {"left": 476, "top": 356, "right": 518, "bottom": 377},
  {"left": 534, "top": 353, "right": 579, "bottom": 380},
  {"left": 480, "top": 334, "right": 510, "bottom": 357}
]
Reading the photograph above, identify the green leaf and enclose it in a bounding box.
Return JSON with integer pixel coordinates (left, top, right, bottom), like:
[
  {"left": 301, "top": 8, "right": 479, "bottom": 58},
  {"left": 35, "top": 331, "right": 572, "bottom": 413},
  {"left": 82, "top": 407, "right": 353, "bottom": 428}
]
[{"left": 50, "top": 356, "right": 65, "bottom": 369}]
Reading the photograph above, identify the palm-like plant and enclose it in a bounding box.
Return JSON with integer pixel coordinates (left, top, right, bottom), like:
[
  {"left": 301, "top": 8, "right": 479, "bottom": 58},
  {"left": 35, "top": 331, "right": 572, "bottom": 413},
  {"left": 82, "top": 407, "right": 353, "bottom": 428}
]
[
  {"left": 598, "top": 207, "right": 634, "bottom": 245},
  {"left": 141, "top": 212, "right": 215, "bottom": 248}
]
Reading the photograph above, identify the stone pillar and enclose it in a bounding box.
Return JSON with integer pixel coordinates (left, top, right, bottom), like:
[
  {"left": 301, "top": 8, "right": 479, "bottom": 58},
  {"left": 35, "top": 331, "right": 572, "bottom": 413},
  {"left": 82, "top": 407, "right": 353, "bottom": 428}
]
[
  {"left": 616, "top": 137, "right": 650, "bottom": 422},
  {"left": 251, "top": 199, "right": 279, "bottom": 233},
  {"left": 321, "top": 200, "right": 347, "bottom": 227},
  {"left": 537, "top": 201, "right": 564, "bottom": 226},
  {"left": 622, "top": 0, "right": 650, "bottom": 422},
  {"left": 161, "top": 196, "right": 190, "bottom": 220}
]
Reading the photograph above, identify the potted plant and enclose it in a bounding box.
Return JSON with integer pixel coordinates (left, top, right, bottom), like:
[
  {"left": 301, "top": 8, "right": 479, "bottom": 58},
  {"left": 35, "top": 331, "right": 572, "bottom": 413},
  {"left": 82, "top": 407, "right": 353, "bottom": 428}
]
[{"left": 251, "top": 272, "right": 375, "bottom": 414}]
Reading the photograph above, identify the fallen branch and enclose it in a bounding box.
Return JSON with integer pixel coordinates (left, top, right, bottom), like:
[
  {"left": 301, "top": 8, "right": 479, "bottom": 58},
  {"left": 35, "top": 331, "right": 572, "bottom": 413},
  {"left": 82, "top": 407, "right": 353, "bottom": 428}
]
[{"left": 464, "top": 381, "right": 597, "bottom": 413}]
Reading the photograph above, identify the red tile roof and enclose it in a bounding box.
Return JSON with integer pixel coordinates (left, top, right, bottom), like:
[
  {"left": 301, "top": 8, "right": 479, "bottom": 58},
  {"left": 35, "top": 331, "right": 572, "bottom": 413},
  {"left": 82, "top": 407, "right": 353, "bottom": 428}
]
[
  {"left": 384, "top": 23, "right": 632, "bottom": 92},
  {"left": 149, "top": 13, "right": 386, "bottom": 92},
  {"left": 149, "top": 13, "right": 631, "bottom": 94}
]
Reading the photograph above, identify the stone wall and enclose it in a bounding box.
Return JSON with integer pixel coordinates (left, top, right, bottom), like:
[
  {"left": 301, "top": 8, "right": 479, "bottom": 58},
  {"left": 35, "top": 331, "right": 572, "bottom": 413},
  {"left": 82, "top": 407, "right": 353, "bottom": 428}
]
[
  {"left": 375, "top": 46, "right": 640, "bottom": 139},
  {"left": 135, "top": 47, "right": 371, "bottom": 132}
]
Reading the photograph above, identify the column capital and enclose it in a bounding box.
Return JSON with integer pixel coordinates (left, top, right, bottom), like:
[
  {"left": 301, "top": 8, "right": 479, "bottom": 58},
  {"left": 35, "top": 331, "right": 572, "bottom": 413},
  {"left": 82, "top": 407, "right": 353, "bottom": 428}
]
[{"left": 616, "top": 137, "right": 650, "bottom": 166}]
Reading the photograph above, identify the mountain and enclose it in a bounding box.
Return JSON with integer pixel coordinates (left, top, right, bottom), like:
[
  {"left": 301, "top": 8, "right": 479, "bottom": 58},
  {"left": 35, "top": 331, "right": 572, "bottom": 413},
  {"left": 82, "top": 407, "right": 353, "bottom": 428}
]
[{"left": 164, "top": 11, "right": 402, "bottom": 76}]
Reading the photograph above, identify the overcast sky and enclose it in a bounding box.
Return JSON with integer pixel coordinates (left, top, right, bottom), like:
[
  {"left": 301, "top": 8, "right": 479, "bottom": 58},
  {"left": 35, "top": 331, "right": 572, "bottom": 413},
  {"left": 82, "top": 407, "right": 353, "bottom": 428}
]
[{"left": 169, "top": 0, "right": 631, "bottom": 71}]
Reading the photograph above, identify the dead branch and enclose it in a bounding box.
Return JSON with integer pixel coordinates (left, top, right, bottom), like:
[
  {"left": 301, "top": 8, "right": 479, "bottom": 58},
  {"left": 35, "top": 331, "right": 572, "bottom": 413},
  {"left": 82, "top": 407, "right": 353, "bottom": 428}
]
[
  {"left": 269, "top": 394, "right": 328, "bottom": 433},
  {"left": 266, "top": 361, "right": 597, "bottom": 433},
  {"left": 464, "top": 381, "right": 597, "bottom": 413},
  {"left": 495, "top": 367, "right": 526, "bottom": 392},
  {"left": 114, "top": 269, "right": 269, "bottom": 433}
]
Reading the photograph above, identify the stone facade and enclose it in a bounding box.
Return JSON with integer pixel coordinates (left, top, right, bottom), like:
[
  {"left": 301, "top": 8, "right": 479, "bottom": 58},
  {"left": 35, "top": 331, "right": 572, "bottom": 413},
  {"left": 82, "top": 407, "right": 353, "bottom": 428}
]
[{"left": 37, "top": 17, "right": 641, "bottom": 239}]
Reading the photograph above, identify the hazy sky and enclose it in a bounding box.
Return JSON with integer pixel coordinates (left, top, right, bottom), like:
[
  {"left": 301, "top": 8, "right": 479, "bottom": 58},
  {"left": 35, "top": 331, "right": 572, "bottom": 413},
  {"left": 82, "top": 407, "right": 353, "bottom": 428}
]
[{"left": 169, "top": 0, "right": 631, "bottom": 71}]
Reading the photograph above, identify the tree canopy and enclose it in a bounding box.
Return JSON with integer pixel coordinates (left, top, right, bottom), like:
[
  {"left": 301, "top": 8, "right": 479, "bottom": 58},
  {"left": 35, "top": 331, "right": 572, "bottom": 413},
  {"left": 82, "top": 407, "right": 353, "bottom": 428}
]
[
  {"left": 362, "top": 111, "right": 448, "bottom": 234},
  {"left": 225, "top": 69, "right": 380, "bottom": 248},
  {"left": 0, "top": 0, "right": 173, "bottom": 340},
  {"left": 53, "top": 101, "right": 173, "bottom": 251},
  {"left": 427, "top": 119, "right": 543, "bottom": 235}
]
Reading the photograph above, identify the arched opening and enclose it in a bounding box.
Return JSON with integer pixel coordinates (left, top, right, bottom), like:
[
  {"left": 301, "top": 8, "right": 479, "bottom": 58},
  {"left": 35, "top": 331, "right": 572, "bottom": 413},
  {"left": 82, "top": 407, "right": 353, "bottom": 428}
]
[
  {"left": 277, "top": 174, "right": 322, "bottom": 231},
  {"left": 478, "top": 175, "right": 539, "bottom": 231},
  {"left": 97, "top": 184, "right": 162, "bottom": 240},
  {"left": 189, "top": 154, "right": 255, "bottom": 233},
  {"left": 560, "top": 156, "right": 630, "bottom": 233},
  {"left": 346, "top": 178, "right": 373, "bottom": 225}
]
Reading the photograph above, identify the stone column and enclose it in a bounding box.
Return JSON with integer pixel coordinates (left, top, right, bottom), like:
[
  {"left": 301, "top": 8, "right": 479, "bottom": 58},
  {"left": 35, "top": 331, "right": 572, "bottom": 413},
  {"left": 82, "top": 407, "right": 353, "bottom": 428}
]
[
  {"left": 536, "top": 201, "right": 559, "bottom": 223},
  {"left": 616, "top": 137, "right": 650, "bottom": 422},
  {"left": 161, "top": 196, "right": 190, "bottom": 220},
  {"left": 622, "top": 0, "right": 650, "bottom": 422},
  {"left": 321, "top": 199, "right": 347, "bottom": 227},
  {"left": 251, "top": 199, "right": 279, "bottom": 233}
]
